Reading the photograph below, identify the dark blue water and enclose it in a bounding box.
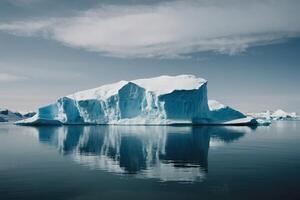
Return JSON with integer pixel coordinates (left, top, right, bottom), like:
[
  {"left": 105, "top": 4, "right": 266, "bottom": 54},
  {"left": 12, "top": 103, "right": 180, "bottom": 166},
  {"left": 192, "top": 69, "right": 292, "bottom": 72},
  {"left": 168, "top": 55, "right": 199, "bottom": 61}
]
[{"left": 0, "top": 121, "right": 299, "bottom": 200}]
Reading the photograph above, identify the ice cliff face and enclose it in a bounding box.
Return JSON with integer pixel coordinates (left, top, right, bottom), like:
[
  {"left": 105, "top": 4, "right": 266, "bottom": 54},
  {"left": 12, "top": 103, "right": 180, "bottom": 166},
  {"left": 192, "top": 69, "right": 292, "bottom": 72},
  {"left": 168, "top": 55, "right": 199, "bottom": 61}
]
[{"left": 16, "top": 75, "right": 256, "bottom": 125}]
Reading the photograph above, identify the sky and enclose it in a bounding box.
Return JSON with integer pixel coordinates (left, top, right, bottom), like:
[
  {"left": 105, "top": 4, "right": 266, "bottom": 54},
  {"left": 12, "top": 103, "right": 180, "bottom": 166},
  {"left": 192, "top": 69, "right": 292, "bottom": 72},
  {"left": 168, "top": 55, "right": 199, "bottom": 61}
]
[{"left": 0, "top": 0, "right": 300, "bottom": 113}]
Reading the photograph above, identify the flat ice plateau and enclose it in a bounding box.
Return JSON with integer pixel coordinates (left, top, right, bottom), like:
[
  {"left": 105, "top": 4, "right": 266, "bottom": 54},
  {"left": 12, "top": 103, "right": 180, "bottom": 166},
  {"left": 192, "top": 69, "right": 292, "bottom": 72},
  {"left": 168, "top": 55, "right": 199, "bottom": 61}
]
[{"left": 16, "top": 75, "right": 257, "bottom": 126}]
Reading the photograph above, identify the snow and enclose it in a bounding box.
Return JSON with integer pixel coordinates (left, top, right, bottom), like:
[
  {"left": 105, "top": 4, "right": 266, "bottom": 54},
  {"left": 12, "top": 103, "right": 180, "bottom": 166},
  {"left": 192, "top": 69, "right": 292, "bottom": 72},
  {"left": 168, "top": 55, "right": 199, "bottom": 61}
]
[
  {"left": 68, "top": 80, "right": 128, "bottom": 101},
  {"left": 68, "top": 75, "right": 206, "bottom": 101},
  {"left": 132, "top": 75, "right": 206, "bottom": 96},
  {"left": 208, "top": 100, "right": 226, "bottom": 111},
  {"left": 16, "top": 75, "right": 257, "bottom": 126}
]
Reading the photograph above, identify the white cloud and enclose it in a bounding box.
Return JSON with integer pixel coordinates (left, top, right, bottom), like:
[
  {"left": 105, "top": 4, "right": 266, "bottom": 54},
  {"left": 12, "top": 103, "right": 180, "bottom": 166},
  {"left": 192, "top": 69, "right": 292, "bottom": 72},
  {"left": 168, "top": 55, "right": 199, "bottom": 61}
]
[
  {"left": 0, "top": 0, "right": 300, "bottom": 58},
  {"left": 0, "top": 73, "right": 27, "bottom": 82}
]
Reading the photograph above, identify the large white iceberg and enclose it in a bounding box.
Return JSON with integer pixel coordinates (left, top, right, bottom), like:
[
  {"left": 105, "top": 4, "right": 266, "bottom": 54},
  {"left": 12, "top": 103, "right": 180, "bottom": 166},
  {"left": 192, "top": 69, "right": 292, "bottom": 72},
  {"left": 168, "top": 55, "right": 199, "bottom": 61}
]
[{"left": 16, "top": 75, "right": 257, "bottom": 125}]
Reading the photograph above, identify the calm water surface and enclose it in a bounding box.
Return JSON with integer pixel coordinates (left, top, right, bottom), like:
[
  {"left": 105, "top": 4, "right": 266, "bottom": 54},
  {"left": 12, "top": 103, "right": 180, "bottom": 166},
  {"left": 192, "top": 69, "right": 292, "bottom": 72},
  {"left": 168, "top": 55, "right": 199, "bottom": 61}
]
[{"left": 0, "top": 121, "right": 299, "bottom": 200}]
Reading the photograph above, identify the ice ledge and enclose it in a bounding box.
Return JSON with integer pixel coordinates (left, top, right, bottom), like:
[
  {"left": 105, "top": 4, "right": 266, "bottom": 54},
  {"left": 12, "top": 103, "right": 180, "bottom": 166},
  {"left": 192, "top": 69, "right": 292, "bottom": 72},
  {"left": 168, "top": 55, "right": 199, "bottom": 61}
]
[{"left": 16, "top": 115, "right": 258, "bottom": 126}]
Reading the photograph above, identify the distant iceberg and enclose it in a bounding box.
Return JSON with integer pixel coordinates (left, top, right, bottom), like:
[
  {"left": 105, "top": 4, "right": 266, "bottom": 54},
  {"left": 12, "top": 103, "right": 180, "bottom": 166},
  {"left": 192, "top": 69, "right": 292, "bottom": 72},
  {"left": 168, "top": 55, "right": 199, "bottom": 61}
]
[
  {"left": 271, "top": 109, "right": 298, "bottom": 120},
  {"left": 247, "top": 109, "right": 298, "bottom": 121},
  {"left": 0, "top": 108, "right": 35, "bottom": 122},
  {"left": 16, "top": 75, "right": 257, "bottom": 126}
]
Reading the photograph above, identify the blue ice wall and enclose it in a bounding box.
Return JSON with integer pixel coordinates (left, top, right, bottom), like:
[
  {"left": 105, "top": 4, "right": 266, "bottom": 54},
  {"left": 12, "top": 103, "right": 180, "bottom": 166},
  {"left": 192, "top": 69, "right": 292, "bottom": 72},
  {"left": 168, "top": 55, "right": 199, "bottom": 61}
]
[
  {"left": 78, "top": 99, "right": 106, "bottom": 123},
  {"left": 209, "top": 107, "right": 245, "bottom": 122},
  {"left": 118, "top": 82, "right": 146, "bottom": 119},
  {"left": 58, "top": 97, "right": 83, "bottom": 123},
  {"left": 38, "top": 103, "right": 59, "bottom": 120},
  {"left": 159, "top": 83, "right": 209, "bottom": 120}
]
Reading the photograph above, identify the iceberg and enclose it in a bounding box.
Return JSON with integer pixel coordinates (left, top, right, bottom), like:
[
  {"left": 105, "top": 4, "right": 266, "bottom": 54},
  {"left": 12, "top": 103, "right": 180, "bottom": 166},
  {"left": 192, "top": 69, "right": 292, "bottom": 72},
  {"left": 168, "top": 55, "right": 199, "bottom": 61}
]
[
  {"left": 207, "top": 100, "right": 255, "bottom": 125},
  {"left": 255, "top": 119, "right": 272, "bottom": 126},
  {"left": 271, "top": 109, "right": 298, "bottom": 120},
  {"left": 247, "top": 110, "right": 271, "bottom": 120},
  {"left": 0, "top": 108, "right": 36, "bottom": 122},
  {"left": 247, "top": 109, "right": 298, "bottom": 121},
  {"left": 0, "top": 108, "right": 26, "bottom": 122},
  {"left": 16, "top": 75, "right": 257, "bottom": 126},
  {"left": 22, "top": 111, "right": 36, "bottom": 118}
]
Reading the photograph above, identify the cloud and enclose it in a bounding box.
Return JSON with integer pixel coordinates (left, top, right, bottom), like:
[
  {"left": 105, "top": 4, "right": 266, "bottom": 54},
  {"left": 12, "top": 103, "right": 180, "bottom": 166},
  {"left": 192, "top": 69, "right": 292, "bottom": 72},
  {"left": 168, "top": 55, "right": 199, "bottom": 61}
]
[
  {"left": 0, "top": 0, "right": 300, "bottom": 58},
  {"left": 0, "top": 73, "right": 27, "bottom": 82},
  {"left": 5, "top": 0, "right": 44, "bottom": 6}
]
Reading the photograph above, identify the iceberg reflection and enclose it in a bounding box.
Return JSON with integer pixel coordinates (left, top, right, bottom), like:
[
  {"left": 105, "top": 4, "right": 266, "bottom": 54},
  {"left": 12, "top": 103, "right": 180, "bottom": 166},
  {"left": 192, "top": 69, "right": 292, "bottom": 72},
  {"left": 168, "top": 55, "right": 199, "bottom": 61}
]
[{"left": 37, "top": 125, "right": 250, "bottom": 182}]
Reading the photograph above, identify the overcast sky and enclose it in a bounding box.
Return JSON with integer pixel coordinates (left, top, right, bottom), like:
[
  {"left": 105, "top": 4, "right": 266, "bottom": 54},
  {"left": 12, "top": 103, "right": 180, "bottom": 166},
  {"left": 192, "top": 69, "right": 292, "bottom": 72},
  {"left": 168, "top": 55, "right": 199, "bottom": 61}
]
[{"left": 0, "top": 0, "right": 300, "bottom": 113}]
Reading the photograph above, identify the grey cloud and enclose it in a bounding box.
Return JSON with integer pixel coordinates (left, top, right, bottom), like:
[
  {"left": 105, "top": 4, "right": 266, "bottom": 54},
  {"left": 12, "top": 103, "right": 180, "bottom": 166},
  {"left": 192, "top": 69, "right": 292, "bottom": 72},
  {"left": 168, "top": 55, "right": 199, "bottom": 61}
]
[{"left": 0, "top": 0, "right": 299, "bottom": 58}]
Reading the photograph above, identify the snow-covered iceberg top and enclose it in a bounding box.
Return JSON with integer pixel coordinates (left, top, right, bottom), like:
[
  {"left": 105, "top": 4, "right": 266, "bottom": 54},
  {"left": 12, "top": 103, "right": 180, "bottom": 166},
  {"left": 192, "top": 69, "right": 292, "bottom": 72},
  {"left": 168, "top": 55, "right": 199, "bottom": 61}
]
[
  {"left": 69, "top": 75, "right": 206, "bottom": 101},
  {"left": 16, "top": 75, "right": 257, "bottom": 126}
]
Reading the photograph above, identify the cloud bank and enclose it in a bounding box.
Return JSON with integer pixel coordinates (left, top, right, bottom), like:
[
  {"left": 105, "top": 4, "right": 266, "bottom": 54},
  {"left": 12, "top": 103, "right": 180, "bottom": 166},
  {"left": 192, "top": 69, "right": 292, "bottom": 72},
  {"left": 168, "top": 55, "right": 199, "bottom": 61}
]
[{"left": 0, "top": 0, "right": 300, "bottom": 58}]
